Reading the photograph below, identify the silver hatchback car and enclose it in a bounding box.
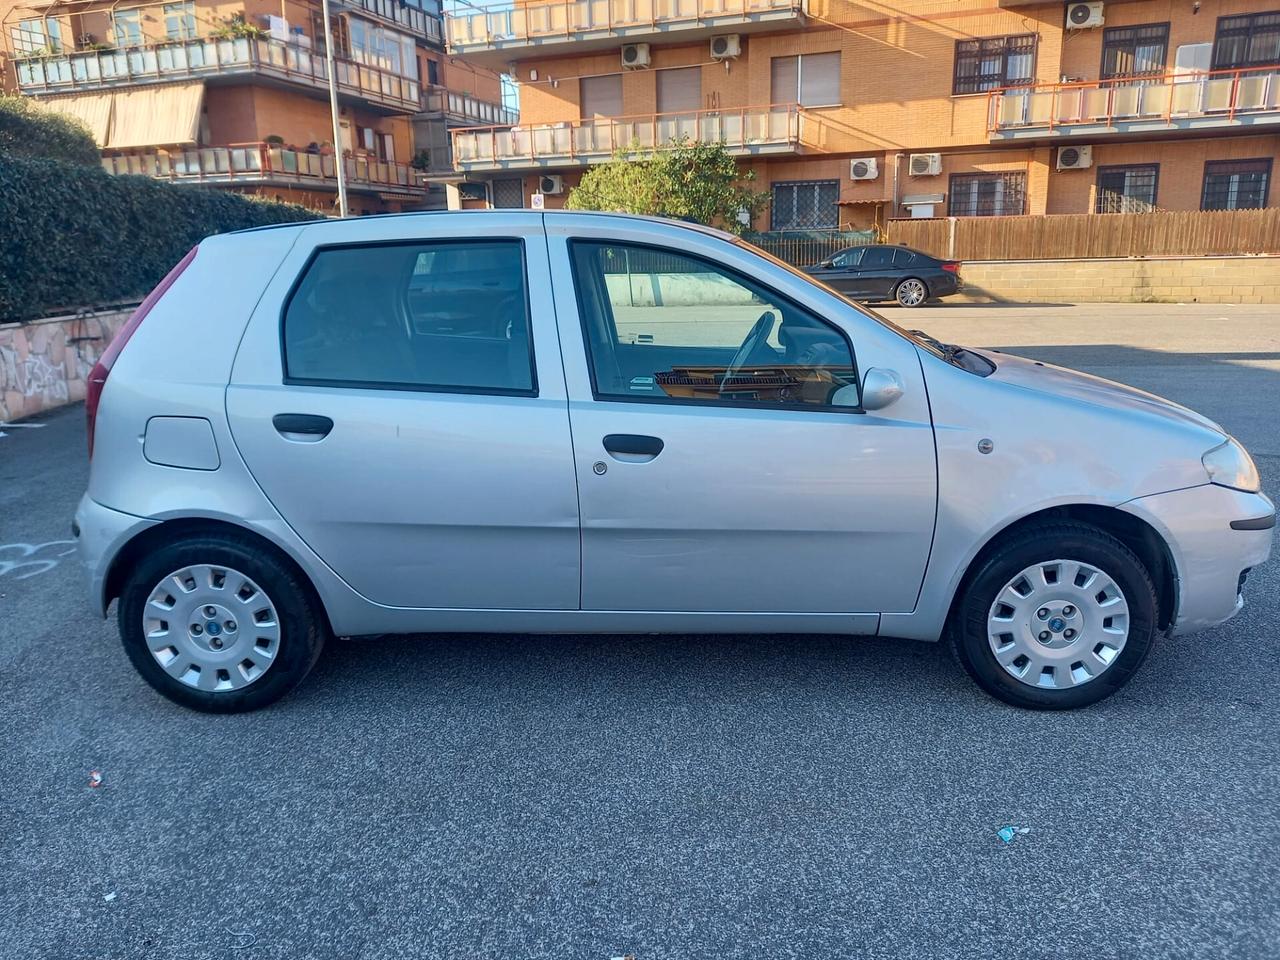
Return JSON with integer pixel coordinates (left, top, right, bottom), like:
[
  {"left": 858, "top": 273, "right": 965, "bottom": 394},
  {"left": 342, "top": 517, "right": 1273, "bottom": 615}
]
[{"left": 76, "top": 212, "right": 1274, "bottom": 713}]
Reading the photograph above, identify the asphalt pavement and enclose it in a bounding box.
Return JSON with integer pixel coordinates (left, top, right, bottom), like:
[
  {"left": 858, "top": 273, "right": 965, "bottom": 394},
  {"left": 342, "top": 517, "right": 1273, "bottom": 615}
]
[{"left": 1, "top": 303, "right": 1277, "bottom": 959}]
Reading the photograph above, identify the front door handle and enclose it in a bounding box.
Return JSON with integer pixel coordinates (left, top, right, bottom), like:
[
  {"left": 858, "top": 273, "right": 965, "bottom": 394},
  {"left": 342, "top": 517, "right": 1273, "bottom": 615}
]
[
  {"left": 272, "top": 413, "right": 334, "bottom": 442},
  {"left": 602, "top": 433, "right": 664, "bottom": 462}
]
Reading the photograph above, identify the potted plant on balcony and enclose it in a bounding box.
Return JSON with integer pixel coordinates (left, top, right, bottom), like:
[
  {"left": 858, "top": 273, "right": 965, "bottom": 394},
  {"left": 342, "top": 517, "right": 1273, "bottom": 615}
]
[
  {"left": 210, "top": 14, "right": 268, "bottom": 41},
  {"left": 410, "top": 149, "right": 433, "bottom": 172}
]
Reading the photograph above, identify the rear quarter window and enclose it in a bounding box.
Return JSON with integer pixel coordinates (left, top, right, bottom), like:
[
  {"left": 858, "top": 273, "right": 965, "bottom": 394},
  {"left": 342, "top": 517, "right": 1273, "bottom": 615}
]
[{"left": 282, "top": 239, "right": 535, "bottom": 395}]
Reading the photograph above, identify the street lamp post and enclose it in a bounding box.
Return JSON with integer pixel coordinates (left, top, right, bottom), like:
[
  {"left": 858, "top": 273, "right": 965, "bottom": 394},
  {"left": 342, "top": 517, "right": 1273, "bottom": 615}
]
[{"left": 320, "top": 0, "right": 349, "bottom": 217}]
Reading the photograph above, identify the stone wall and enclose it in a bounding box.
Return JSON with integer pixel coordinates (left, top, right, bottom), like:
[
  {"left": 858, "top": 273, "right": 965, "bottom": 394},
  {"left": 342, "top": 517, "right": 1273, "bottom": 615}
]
[
  {"left": 958, "top": 256, "right": 1280, "bottom": 305},
  {"left": 0, "top": 309, "right": 131, "bottom": 422}
]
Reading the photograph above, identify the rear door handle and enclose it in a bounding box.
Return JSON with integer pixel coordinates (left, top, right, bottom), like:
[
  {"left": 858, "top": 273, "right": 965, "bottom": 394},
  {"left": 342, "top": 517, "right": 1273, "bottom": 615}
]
[
  {"left": 602, "top": 434, "right": 664, "bottom": 462},
  {"left": 272, "top": 413, "right": 333, "bottom": 441}
]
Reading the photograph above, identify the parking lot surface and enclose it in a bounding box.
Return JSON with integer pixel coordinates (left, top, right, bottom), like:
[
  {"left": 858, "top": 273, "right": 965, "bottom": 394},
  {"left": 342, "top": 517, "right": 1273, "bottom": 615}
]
[{"left": 1, "top": 303, "right": 1277, "bottom": 959}]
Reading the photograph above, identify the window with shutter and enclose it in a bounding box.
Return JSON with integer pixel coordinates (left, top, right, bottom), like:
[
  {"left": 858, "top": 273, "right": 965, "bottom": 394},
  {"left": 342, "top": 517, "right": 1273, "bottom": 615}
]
[
  {"left": 657, "top": 67, "right": 702, "bottom": 114},
  {"left": 771, "top": 53, "right": 840, "bottom": 107},
  {"left": 580, "top": 74, "right": 623, "bottom": 119}
]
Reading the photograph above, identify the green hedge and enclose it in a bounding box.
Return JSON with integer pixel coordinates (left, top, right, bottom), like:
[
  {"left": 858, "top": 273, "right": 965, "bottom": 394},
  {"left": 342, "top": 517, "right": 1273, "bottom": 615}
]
[
  {"left": 0, "top": 94, "right": 101, "bottom": 167},
  {"left": 0, "top": 153, "right": 319, "bottom": 322}
]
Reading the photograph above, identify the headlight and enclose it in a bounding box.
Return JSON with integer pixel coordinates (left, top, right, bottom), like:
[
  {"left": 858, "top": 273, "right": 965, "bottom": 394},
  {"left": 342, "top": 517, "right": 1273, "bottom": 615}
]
[{"left": 1202, "top": 438, "right": 1261, "bottom": 493}]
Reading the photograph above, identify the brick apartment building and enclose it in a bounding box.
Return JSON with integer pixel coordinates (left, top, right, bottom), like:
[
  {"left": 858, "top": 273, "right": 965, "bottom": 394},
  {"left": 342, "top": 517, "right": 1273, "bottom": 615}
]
[
  {"left": 442, "top": 0, "right": 1280, "bottom": 231},
  {"left": 1, "top": 0, "right": 516, "bottom": 212}
]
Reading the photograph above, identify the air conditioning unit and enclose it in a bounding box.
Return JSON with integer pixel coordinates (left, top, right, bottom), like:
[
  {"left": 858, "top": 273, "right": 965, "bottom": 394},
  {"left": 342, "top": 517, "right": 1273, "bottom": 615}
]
[
  {"left": 621, "top": 43, "right": 650, "bottom": 69},
  {"left": 1066, "top": 2, "right": 1104, "bottom": 30},
  {"left": 849, "top": 157, "right": 879, "bottom": 181},
  {"left": 1056, "top": 144, "right": 1093, "bottom": 170},
  {"left": 710, "top": 34, "right": 741, "bottom": 60},
  {"left": 539, "top": 175, "right": 565, "bottom": 195},
  {"left": 909, "top": 153, "right": 942, "bottom": 177}
]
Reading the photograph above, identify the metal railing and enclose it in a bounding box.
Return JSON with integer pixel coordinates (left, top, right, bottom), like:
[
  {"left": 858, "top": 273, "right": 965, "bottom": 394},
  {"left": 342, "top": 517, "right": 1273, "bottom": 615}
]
[
  {"left": 988, "top": 63, "right": 1280, "bottom": 134},
  {"left": 338, "top": 0, "right": 444, "bottom": 44},
  {"left": 447, "top": 0, "right": 805, "bottom": 49},
  {"left": 453, "top": 103, "right": 801, "bottom": 168},
  {"left": 13, "top": 35, "right": 421, "bottom": 112},
  {"left": 100, "top": 142, "right": 428, "bottom": 193},
  {"left": 424, "top": 85, "right": 518, "bottom": 126}
]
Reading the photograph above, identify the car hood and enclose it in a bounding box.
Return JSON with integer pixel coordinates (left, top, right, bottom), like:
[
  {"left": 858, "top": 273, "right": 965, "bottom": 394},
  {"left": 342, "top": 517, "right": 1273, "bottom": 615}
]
[{"left": 972, "top": 348, "right": 1227, "bottom": 438}]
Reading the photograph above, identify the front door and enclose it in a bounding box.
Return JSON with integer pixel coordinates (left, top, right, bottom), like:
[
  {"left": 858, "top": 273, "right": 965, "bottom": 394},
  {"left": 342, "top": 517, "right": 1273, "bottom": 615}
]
[
  {"left": 226, "top": 219, "right": 580, "bottom": 610},
  {"left": 546, "top": 222, "right": 937, "bottom": 615},
  {"left": 811, "top": 247, "right": 865, "bottom": 298}
]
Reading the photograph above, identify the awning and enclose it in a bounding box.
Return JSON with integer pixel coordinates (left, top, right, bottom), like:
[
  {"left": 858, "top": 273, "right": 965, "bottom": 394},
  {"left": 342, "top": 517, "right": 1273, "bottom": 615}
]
[
  {"left": 107, "top": 82, "right": 205, "bottom": 149},
  {"left": 39, "top": 92, "right": 114, "bottom": 146}
]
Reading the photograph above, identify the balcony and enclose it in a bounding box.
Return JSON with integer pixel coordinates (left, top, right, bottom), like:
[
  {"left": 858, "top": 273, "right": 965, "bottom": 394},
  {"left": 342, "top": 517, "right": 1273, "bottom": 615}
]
[
  {"left": 452, "top": 103, "right": 802, "bottom": 171},
  {"left": 423, "top": 86, "right": 518, "bottom": 126},
  {"left": 101, "top": 142, "right": 431, "bottom": 197},
  {"left": 338, "top": 0, "right": 445, "bottom": 46},
  {"left": 988, "top": 65, "right": 1280, "bottom": 141},
  {"left": 446, "top": 0, "right": 807, "bottom": 69},
  {"left": 13, "top": 36, "right": 421, "bottom": 114}
]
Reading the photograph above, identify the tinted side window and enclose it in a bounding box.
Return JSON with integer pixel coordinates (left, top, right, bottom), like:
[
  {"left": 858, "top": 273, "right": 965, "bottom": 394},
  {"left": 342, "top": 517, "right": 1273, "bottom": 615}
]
[
  {"left": 892, "top": 248, "right": 918, "bottom": 267},
  {"left": 570, "top": 242, "right": 859, "bottom": 410},
  {"left": 831, "top": 249, "right": 862, "bottom": 268},
  {"left": 284, "top": 240, "right": 534, "bottom": 394},
  {"left": 859, "top": 247, "right": 895, "bottom": 269}
]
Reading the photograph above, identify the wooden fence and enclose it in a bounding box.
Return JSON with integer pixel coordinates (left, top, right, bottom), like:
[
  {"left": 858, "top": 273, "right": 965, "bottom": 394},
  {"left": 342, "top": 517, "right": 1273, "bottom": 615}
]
[{"left": 884, "top": 209, "right": 1280, "bottom": 262}]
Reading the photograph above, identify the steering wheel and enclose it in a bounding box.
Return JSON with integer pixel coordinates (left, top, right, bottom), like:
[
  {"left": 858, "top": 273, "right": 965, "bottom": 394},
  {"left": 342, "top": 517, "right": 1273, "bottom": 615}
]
[{"left": 720, "top": 311, "right": 776, "bottom": 395}]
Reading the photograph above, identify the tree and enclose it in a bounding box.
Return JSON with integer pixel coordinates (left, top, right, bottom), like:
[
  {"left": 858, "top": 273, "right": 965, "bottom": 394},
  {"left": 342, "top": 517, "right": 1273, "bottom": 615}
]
[{"left": 565, "top": 138, "right": 768, "bottom": 235}]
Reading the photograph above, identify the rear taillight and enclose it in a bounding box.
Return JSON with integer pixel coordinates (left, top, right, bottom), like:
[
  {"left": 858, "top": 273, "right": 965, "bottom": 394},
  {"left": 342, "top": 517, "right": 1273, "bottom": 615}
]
[
  {"left": 87, "top": 245, "right": 198, "bottom": 459},
  {"left": 941, "top": 261, "right": 961, "bottom": 273}
]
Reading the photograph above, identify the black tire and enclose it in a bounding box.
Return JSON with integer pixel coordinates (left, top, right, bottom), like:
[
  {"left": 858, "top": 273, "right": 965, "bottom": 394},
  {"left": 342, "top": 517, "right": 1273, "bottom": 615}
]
[
  {"left": 118, "top": 533, "right": 327, "bottom": 713},
  {"left": 894, "top": 277, "right": 930, "bottom": 307},
  {"left": 949, "top": 521, "right": 1159, "bottom": 710}
]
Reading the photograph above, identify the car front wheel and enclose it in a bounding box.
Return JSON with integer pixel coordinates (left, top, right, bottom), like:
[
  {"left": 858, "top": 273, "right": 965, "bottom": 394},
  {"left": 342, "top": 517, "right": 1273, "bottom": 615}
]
[
  {"left": 950, "top": 521, "right": 1159, "bottom": 709},
  {"left": 118, "top": 532, "right": 327, "bottom": 713},
  {"left": 894, "top": 277, "right": 929, "bottom": 307}
]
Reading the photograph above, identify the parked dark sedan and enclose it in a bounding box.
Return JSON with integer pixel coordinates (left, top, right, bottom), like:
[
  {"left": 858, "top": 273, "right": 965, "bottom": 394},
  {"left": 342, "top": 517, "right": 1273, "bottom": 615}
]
[{"left": 805, "top": 244, "right": 963, "bottom": 307}]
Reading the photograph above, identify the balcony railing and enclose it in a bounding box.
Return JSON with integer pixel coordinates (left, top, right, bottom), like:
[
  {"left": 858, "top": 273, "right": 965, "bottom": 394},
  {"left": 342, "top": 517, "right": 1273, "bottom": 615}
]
[
  {"left": 424, "top": 86, "right": 518, "bottom": 126},
  {"left": 14, "top": 36, "right": 421, "bottom": 113},
  {"left": 339, "top": 0, "right": 444, "bottom": 45},
  {"left": 452, "top": 104, "right": 802, "bottom": 170},
  {"left": 447, "top": 0, "right": 806, "bottom": 56},
  {"left": 100, "top": 142, "right": 429, "bottom": 194},
  {"left": 988, "top": 64, "right": 1280, "bottom": 137}
]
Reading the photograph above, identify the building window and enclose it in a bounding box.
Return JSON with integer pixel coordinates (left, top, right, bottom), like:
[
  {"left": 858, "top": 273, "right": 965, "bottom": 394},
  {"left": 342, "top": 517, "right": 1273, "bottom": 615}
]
[
  {"left": 770, "top": 179, "right": 839, "bottom": 231},
  {"left": 656, "top": 66, "right": 702, "bottom": 114},
  {"left": 1100, "top": 23, "right": 1170, "bottom": 79},
  {"left": 112, "top": 9, "right": 143, "bottom": 48},
  {"left": 1202, "top": 159, "right": 1271, "bottom": 210},
  {"left": 163, "top": 2, "right": 196, "bottom": 40},
  {"left": 348, "top": 19, "right": 417, "bottom": 78},
  {"left": 1213, "top": 11, "right": 1280, "bottom": 70},
  {"left": 770, "top": 52, "right": 841, "bottom": 107},
  {"left": 1096, "top": 164, "right": 1159, "bottom": 213},
  {"left": 948, "top": 172, "right": 1027, "bottom": 217},
  {"left": 580, "top": 74, "right": 623, "bottom": 119},
  {"left": 952, "top": 34, "right": 1037, "bottom": 94},
  {"left": 11, "top": 17, "right": 62, "bottom": 54},
  {"left": 426, "top": 58, "right": 440, "bottom": 86},
  {"left": 491, "top": 178, "right": 524, "bottom": 208}
]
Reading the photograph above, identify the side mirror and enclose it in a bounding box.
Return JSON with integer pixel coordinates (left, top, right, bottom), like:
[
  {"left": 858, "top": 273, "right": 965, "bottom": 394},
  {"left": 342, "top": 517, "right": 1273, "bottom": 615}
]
[{"left": 860, "top": 367, "right": 904, "bottom": 411}]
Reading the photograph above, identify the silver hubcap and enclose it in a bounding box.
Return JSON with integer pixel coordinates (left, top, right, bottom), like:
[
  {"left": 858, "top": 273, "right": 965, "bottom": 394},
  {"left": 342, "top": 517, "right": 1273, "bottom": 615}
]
[
  {"left": 898, "top": 279, "right": 926, "bottom": 305},
  {"left": 987, "top": 559, "right": 1130, "bottom": 690},
  {"left": 143, "top": 564, "right": 281, "bottom": 692}
]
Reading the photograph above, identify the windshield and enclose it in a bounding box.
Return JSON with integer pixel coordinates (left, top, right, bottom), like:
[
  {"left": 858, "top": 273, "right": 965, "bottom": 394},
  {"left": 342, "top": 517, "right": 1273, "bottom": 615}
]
[{"left": 732, "top": 235, "right": 994, "bottom": 375}]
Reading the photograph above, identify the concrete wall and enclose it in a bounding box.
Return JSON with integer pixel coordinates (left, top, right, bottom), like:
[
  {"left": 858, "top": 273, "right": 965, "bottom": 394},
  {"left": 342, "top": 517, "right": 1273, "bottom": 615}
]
[
  {"left": 960, "top": 256, "right": 1280, "bottom": 305},
  {"left": 0, "top": 309, "right": 130, "bottom": 422}
]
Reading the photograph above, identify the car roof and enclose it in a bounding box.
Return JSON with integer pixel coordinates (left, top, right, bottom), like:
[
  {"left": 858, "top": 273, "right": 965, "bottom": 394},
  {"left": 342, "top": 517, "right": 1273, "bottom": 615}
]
[{"left": 229, "top": 209, "right": 739, "bottom": 242}]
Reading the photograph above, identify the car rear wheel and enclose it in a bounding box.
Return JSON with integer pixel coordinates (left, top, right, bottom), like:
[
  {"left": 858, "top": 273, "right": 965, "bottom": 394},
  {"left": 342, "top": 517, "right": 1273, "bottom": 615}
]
[
  {"left": 894, "top": 277, "right": 929, "bottom": 307},
  {"left": 118, "top": 533, "right": 327, "bottom": 713},
  {"left": 950, "top": 521, "right": 1158, "bottom": 709}
]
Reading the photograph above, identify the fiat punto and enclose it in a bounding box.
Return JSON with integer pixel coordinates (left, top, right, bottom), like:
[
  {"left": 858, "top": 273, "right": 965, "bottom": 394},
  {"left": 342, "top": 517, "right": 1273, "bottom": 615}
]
[{"left": 75, "top": 212, "right": 1274, "bottom": 712}]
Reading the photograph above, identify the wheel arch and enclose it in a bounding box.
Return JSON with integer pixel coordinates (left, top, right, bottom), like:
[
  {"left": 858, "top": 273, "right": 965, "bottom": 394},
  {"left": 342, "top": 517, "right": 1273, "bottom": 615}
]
[
  {"left": 946, "top": 504, "right": 1178, "bottom": 632},
  {"left": 103, "top": 517, "right": 335, "bottom": 635}
]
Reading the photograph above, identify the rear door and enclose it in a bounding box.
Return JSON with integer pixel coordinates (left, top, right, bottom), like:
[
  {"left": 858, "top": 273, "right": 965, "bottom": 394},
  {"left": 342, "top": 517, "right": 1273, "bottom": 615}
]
[
  {"left": 225, "top": 215, "right": 580, "bottom": 610},
  {"left": 853, "top": 246, "right": 899, "bottom": 300}
]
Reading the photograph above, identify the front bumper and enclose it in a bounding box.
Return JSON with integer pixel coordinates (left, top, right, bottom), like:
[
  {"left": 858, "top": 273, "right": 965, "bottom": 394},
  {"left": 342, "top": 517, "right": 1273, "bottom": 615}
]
[
  {"left": 1122, "top": 484, "right": 1275, "bottom": 636},
  {"left": 74, "top": 494, "right": 158, "bottom": 618}
]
